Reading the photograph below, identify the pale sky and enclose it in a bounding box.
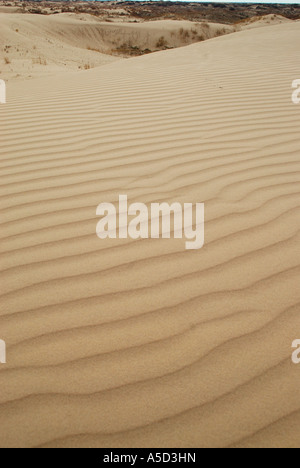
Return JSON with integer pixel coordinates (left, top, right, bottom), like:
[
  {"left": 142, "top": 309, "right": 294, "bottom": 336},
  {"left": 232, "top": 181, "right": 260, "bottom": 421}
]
[
  {"left": 148, "top": 1, "right": 299, "bottom": 3},
  {"left": 181, "top": 1, "right": 297, "bottom": 3}
]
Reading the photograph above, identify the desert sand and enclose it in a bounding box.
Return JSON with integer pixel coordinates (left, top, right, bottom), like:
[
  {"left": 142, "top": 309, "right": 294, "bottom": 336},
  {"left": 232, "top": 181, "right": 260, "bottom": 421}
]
[
  {"left": 0, "top": 14, "right": 300, "bottom": 448},
  {"left": 0, "top": 11, "right": 237, "bottom": 82}
]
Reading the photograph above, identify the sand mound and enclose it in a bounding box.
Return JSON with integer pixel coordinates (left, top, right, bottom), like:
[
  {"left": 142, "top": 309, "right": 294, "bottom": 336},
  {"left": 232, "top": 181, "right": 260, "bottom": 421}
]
[
  {"left": 240, "top": 14, "right": 292, "bottom": 30},
  {"left": 0, "top": 23, "right": 300, "bottom": 448},
  {"left": 0, "top": 12, "right": 235, "bottom": 82},
  {"left": 0, "top": 12, "right": 119, "bottom": 82}
]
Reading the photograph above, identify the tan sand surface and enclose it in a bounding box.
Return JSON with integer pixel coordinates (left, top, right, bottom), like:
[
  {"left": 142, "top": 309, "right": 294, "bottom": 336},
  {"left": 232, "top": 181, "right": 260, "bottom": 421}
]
[
  {"left": 0, "top": 22, "right": 300, "bottom": 448},
  {"left": 0, "top": 12, "right": 235, "bottom": 82},
  {"left": 0, "top": 12, "right": 119, "bottom": 81},
  {"left": 239, "top": 13, "right": 292, "bottom": 30}
]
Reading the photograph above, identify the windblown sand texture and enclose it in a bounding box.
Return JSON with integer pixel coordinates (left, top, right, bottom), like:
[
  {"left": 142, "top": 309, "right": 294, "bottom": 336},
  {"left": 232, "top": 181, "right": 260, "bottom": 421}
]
[{"left": 0, "top": 22, "right": 300, "bottom": 448}]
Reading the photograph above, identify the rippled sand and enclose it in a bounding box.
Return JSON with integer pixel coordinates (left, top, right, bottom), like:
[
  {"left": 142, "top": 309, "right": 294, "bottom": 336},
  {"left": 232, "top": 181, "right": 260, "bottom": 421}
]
[{"left": 0, "top": 22, "right": 300, "bottom": 448}]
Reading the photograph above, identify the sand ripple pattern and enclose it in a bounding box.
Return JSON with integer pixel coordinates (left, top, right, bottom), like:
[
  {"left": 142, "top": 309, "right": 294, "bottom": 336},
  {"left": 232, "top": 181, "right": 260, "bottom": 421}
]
[{"left": 0, "top": 23, "right": 300, "bottom": 448}]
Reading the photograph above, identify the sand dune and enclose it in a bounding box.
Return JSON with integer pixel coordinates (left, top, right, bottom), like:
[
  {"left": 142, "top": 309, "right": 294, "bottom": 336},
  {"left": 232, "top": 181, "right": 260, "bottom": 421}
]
[
  {"left": 0, "top": 22, "right": 300, "bottom": 448},
  {"left": 238, "top": 13, "right": 293, "bottom": 30},
  {"left": 0, "top": 12, "right": 119, "bottom": 81},
  {"left": 0, "top": 12, "right": 235, "bottom": 82}
]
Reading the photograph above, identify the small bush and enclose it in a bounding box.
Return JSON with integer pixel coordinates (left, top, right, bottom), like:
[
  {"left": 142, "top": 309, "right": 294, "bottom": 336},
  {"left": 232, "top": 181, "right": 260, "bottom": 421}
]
[
  {"left": 112, "top": 43, "right": 145, "bottom": 56},
  {"left": 215, "top": 28, "right": 227, "bottom": 37},
  {"left": 156, "top": 36, "right": 168, "bottom": 49}
]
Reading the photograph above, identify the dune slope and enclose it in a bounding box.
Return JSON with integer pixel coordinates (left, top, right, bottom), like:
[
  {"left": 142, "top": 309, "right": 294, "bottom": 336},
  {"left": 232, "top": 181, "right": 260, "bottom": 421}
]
[
  {"left": 0, "top": 12, "right": 119, "bottom": 81},
  {"left": 0, "top": 23, "right": 300, "bottom": 448},
  {"left": 0, "top": 12, "right": 235, "bottom": 82}
]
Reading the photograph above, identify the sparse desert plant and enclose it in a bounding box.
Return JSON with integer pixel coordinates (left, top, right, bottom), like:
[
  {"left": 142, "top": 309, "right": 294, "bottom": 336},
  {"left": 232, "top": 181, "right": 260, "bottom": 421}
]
[
  {"left": 179, "top": 28, "right": 190, "bottom": 40},
  {"left": 156, "top": 36, "right": 168, "bottom": 49},
  {"left": 32, "top": 57, "right": 47, "bottom": 65},
  {"left": 87, "top": 46, "right": 102, "bottom": 53},
  {"left": 112, "top": 43, "right": 146, "bottom": 57},
  {"left": 234, "top": 16, "right": 262, "bottom": 26},
  {"left": 215, "top": 27, "right": 227, "bottom": 37},
  {"left": 4, "top": 56, "right": 11, "bottom": 65},
  {"left": 201, "top": 22, "right": 211, "bottom": 39}
]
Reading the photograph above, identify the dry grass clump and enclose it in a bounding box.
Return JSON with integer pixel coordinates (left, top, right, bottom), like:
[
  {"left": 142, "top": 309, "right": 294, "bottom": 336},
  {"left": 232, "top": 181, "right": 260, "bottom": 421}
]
[
  {"left": 87, "top": 46, "right": 102, "bottom": 53},
  {"left": 234, "top": 15, "right": 266, "bottom": 26},
  {"left": 32, "top": 57, "right": 47, "bottom": 65},
  {"left": 156, "top": 36, "right": 168, "bottom": 49},
  {"left": 179, "top": 28, "right": 190, "bottom": 40},
  {"left": 112, "top": 43, "right": 151, "bottom": 57},
  {"left": 215, "top": 27, "right": 227, "bottom": 37}
]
